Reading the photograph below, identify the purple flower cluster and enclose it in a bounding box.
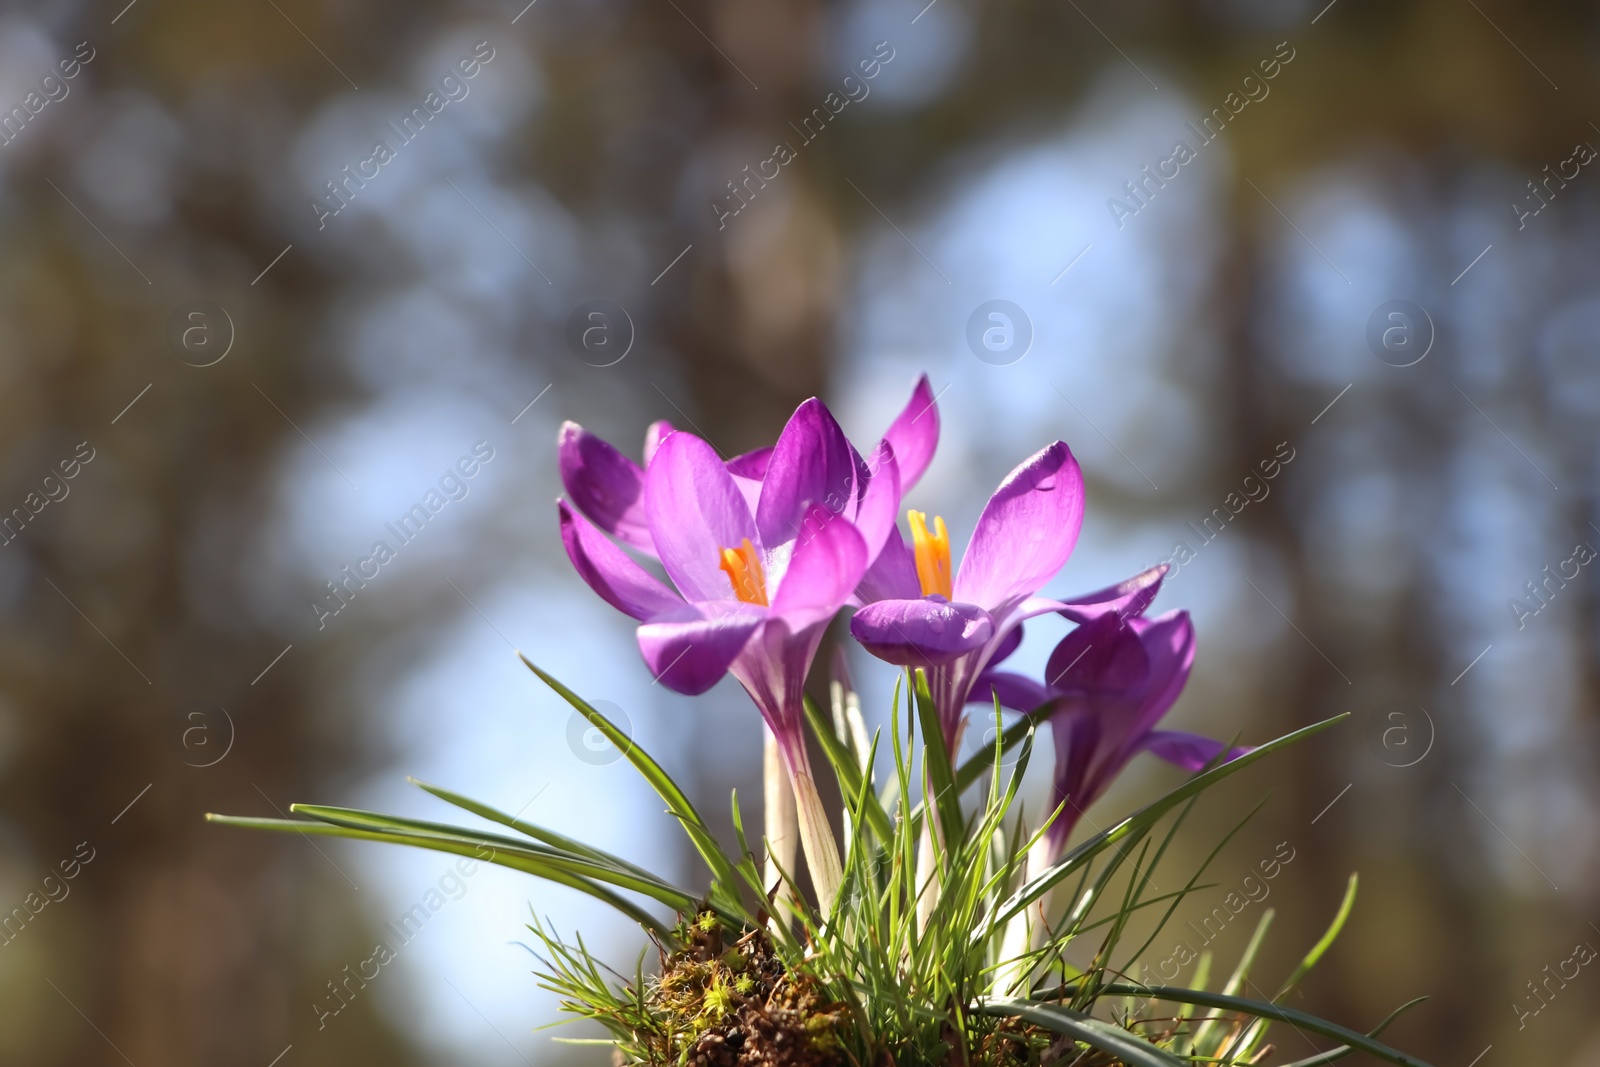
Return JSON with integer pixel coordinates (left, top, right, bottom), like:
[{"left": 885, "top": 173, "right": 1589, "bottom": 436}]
[{"left": 556, "top": 377, "right": 1243, "bottom": 889}]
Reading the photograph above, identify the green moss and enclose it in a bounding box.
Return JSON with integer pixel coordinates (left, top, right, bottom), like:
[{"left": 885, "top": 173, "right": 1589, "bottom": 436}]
[{"left": 635, "top": 913, "right": 850, "bottom": 1067}]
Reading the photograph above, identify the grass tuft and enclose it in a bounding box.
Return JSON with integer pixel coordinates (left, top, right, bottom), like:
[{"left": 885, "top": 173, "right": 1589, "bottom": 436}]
[{"left": 209, "top": 665, "right": 1433, "bottom": 1067}]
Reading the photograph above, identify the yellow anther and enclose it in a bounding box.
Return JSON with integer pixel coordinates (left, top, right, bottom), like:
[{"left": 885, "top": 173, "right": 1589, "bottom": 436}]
[
  {"left": 908, "top": 510, "right": 953, "bottom": 599},
  {"left": 718, "top": 538, "right": 769, "bottom": 606}
]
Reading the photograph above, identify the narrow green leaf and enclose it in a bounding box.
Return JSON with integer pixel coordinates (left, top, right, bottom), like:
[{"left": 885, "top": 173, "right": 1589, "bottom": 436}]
[
  {"left": 973, "top": 997, "right": 1185, "bottom": 1067},
  {"left": 407, "top": 778, "right": 663, "bottom": 884},
  {"left": 1277, "top": 873, "right": 1358, "bottom": 999},
  {"left": 804, "top": 694, "right": 894, "bottom": 843},
  {"left": 1195, "top": 907, "right": 1274, "bottom": 1058},
  {"left": 1090, "top": 983, "right": 1435, "bottom": 1067},
  {"left": 1191, "top": 951, "right": 1212, "bottom": 995},
  {"left": 521, "top": 655, "right": 746, "bottom": 914},
  {"left": 1226, "top": 909, "right": 1274, "bottom": 997},
  {"left": 1116, "top": 793, "right": 1249, "bottom": 985},
  {"left": 1219, "top": 873, "right": 1363, "bottom": 1061},
  {"left": 954, "top": 713, "right": 1038, "bottom": 793},
  {"left": 990, "top": 715, "right": 1347, "bottom": 931},
  {"left": 205, "top": 813, "right": 676, "bottom": 940},
  {"left": 1079, "top": 837, "right": 1156, "bottom": 1005},
  {"left": 911, "top": 668, "right": 964, "bottom": 856},
  {"left": 1275, "top": 996, "right": 1429, "bottom": 1067},
  {"left": 285, "top": 804, "right": 712, "bottom": 920}
]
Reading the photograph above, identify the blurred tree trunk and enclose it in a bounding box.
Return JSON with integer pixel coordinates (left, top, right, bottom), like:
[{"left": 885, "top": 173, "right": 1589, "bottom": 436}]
[{"left": 0, "top": 5, "right": 428, "bottom": 1064}]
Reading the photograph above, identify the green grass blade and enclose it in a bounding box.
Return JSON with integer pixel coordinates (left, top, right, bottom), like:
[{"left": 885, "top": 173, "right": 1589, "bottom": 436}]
[
  {"left": 973, "top": 997, "right": 1186, "bottom": 1067},
  {"left": 289, "top": 803, "right": 574, "bottom": 857},
  {"left": 1277, "top": 873, "right": 1357, "bottom": 1000},
  {"left": 804, "top": 694, "right": 894, "bottom": 843},
  {"left": 953, "top": 713, "right": 1037, "bottom": 794},
  {"left": 1090, "top": 983, "right": 1435, "bottom": 1067},
  {"left": 1195, "top": 908, "right": 1274, "bottom": 1059},
  {"left": 725, "top": 790, "right": 776, "bottom": 915},
  {"left": 888, "top": 688, "right": 916, "bottom": 953},
  {"left": 911, "top": 669, "right": 964, "bottom": 854},
  {"left": 1274, "top": 996, "right": 1429, "bottom": 1067},
  {"left": 205, "top": 814, "right": 676, "bottom": 940},
  {"left": 284, "top": 804, "right": 711, "bottom": 919},
  {"left": 1221, "top": 873, "right": 1363, "bottom": 1060},
  {"left": 1116, "top": 793, "right": 1251, "bottom": 985},
  {"left": 990, "top": 715, "right": 1347, "bottom": 931},
  {"left": 521, "top": 655, "right": 747, "bottom": 915},
  {"left": 406, "top": 777, "right": 664, "bottom": 883}
]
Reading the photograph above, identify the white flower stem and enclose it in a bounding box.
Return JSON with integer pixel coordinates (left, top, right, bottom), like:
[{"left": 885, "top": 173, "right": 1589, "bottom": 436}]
[
  {"left": 915, "top": 819, "right": 940, "bottom": 930},
  {"left": 828, "top": 681, "right": 856, "bottom": 843},
  {"left": 991, "top": 834, "right": 1056, "bottom": 995},
  {"left": 763, "top": 727, "right": 798, "bottom": 914},
  {"left": 915, "top": 715, "right": 965, "bottom": 930},
  {"left": 790, "top": 768, "right": 843, "bottom": 913}
]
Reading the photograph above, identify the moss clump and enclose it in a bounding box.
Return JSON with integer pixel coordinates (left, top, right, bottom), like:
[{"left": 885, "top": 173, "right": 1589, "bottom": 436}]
[{"left": 639, "top": 912, "right": 850, "bottom": 1067}]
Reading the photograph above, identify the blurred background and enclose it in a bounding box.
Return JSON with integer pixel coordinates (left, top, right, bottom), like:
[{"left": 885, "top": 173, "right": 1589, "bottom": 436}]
[{"left": 1, "top": 0, "right": 1598, "bottom": 1063}]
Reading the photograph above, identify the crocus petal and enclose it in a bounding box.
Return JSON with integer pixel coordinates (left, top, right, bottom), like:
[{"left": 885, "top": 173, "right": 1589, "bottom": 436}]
[
  {"left": 850, "top": 441, "right": 901, "bottom": 560},
  {"left": 980, "top": 595, "right": 1080, "bottom": 665},
  {"left": 1142, "top": 730, "right": 1251, "bottom": 772},
  {"left": 642, "top": 420, "right": 675, "bottom": 465},
  {"left": 988, "top": 620, "right": 1025, "bottom": 669},
  {"left": 756, "top": 398, "right": 860, "bottom": 549},
  {"left": 1046, "top": 704, "right": 1102, "bottom": 849},
  {"left": 1058, "top": 611, "right": 1197, "bottom": 798},
  {"left": 638, "top": 602, "right": 764, "bottom": 695},
  {"left": 855, "top": 530, "right": 923, "bottom": 604},
  {"left": 953, "top": 441, "right": 1085, "bottom": 615},
  {"left": 558, "top": 421, "right": 654, "bottom": 553},
  {"left": 880, "top": 373, "right": 940, "bottom": 490},
  {"left": 645, "top": 431, "right": 760, "bottom": 602},
  {"left": 1058, "top": 564, "right": 1168, "bottom": 624},
  {"left": 1125, "top": 610, "right": 1196, "bottom": 739},
  {"left": 727, "top": 442, "right": 774, "bottom": 514},
  {"left": 969, "top": 670, "right": 1051, "bottom": 713},
  {"left": 849, "top": 598, "right": 994, "bottom": 667},
  {"left": 729, "top": 615, "right": 824, "bottom": 768},
  {"left": 771, "top": 504, "right": 868, "bottom": 629},
  {"left": 558, "top": 501, "right": 683, "bottom": 622},
  {"left": 726, "top": 446, "right": 773, "bottom": 481},
  {"left": 1044, "top": 612, "right": 1150, "bottom": 695},
  {"left": 729, "top": 476, "right": 763, "bottom": 516}
]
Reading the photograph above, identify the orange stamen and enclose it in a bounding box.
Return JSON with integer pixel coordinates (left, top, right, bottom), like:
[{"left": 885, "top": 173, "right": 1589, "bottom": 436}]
[
  {"left": 908, "top": 510, "right": 953, "bottom": 599},
  {"left": 718, "top": 538, "right": 769, "bottom": 606}
]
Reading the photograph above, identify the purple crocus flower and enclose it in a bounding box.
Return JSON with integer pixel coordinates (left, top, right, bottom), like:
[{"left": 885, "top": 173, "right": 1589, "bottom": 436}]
[
  {"left": 556, "top": 417, "right": 676, "bottom": 555},
  {"left": 988, "top": 607, "right": 1245, "bottom": 858},
  {"left": 848, "top": 441, "right": 1087, "bottom": 746},
  {"left": 557, "top": 375, "right": 940, "bottom": 560},
  {"left": 970, "top": 563, "right": 1171, "bottom": 713},
  {"left": 558, "top": 394, "right": 925, "bottom": 904}
]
